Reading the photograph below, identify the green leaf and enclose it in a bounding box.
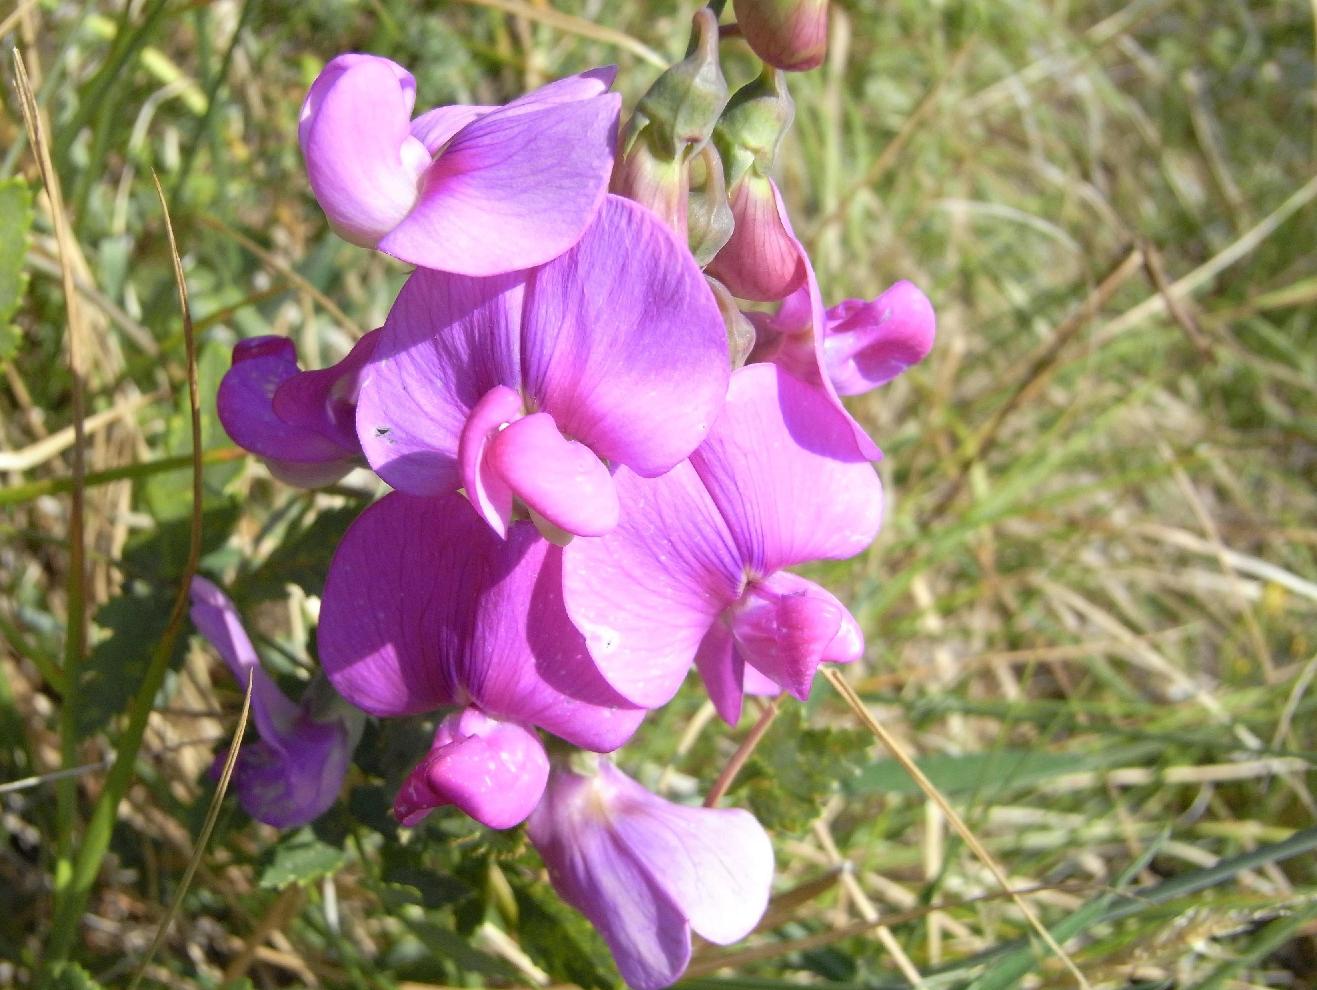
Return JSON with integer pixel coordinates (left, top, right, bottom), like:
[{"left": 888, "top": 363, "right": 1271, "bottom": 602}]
[
  {"left": 512, "top": 882, "right": 613, "bottom": 990},
  {"left": 44, "top": 962, "right": 104, "bottom": 990},
  {"left": 731, "top": 705, "right": 869, "bottom": 833},
  {"left": 258, "top": 828, "right": 349, "bottom": 889},
  {"left": 77, "top": 586, "right": 184, "bottom": 738},
  {"left": 0, "top": 178, "right": 33, "bottom": 362}
]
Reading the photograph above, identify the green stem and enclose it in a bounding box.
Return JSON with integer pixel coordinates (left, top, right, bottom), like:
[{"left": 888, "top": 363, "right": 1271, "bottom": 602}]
[{"left": 0, "top": 446, "right": 243, "bottom": 508}]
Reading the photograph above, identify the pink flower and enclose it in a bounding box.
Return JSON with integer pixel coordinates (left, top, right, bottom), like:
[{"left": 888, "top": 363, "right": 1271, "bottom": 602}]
[
  {"left": 528, "top": 759, "right": 773, "bottom": 990},
  {"left": 563, "top": 363, "right": 881, "bottom": 723},
  {"left": 354, "top": 195, "right": 728, "bottom": 541},
  {"left": 216, "top": 330, "right": 378, "bottom": 488},
  {"left": 189, "top": 577, "right": 362, "bottom": 828},
  {"left": 317, "top": 491, "right": 646, "bottom": 771},
  {"left": 393, "top": 707, "right": 549, "bottom": 830},
  {"left": 300, "top": 55, "right": 619, "bottom": 275}
]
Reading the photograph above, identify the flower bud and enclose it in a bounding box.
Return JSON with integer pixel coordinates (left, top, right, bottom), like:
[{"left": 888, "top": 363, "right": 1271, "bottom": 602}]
[
  {"left": 733, "top": 0, "right": 829, "bottom": 72},
  {"left": 612, "top": 124, "right": 690, "bottom": 236},
  {"left": 686, "top": 145, "right": 733, "bottom": 264},
  {"left": 712, "top": 65, "right": 794, "bottom": 185},
  {"left": 637, "top": 7, "right": 729, "bottom": 156}
]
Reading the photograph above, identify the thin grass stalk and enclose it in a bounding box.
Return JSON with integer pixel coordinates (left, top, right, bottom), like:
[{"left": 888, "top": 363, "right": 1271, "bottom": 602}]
[{"left": 42, "top": 173, "right": 205, "bottom": 968}]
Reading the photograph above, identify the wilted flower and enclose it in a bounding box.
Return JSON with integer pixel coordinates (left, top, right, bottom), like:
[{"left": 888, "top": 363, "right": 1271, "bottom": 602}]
[
  {"left": 188, "top": 577, "right": 363, "bottom": 828},
  {"left": 300, "top": 55, "right": 619, "bottom": 275},
  {"left": 733, "top": 0, "right": 829, "bottom": 72},
  {"left": 317, "top": 492, "right": 646, "bottom": 766},
  {"left": 563, "top": 363, "right": 881, "bottom": 723},
  {"left": 394, "top": 707, "right": 550, "bottom": 830},
  {"left": 217, "top": 330, "right": 377, "bottom": 488},
  {"left": 527, "top": 759, "right": 774, "bottom": 990},
  {"left": 355, "top": 195, "right": 728, "bottom": 541}
]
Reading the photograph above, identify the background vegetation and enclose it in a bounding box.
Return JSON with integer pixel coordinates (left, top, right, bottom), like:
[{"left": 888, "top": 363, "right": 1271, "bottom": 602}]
[{"left": 1, "top": 0, "right": 1315, "bottom": 987}]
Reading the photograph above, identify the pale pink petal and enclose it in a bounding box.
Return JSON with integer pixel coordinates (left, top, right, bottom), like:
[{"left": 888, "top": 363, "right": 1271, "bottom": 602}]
[
  {"left": 486, "top": 413, "right": 619, "bottom": 538},
  {"left": 299, "top": 54, "right": 430, "bottom": 247},
  {"left": 522, "top": 195, "right": 729, "bottom": 477},
  {"left": 705, "top": 173, "right": 806, "bottom": 302},
  {"left": 690, "top": 363, "right": 883, "bottom": 573},
  {"left": 409, "top": 104, "right": 495, "bottom": 152},
  {"left": 356, "top": 268, "right": 524, "bottom": 496},
  {"left": 693, "top": 622, "right": 746, "bottom": 725},
  {"left": 379, "top": 91, "right": 620, "bottom": 275},
  {"left": 562, "top": 462, "right": 743, "bottom": 708},
  {"left": 600, "top": 761, "right": 774, "bottom": 946},
  {"left": 458, "top": 385, "right": 524, "bottom": 538}
]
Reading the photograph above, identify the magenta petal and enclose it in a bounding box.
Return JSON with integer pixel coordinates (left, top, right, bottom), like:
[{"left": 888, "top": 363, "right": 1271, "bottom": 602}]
[
  {"left": 317, "top": 494, "right": 463, "bottom": 717},
  {"left": 691, "top": 363, "right": 884, "bottom": 574},
  {"left": 394, "top": 708, "right": 548, "bottom": 829},
  {"left": 409, "top": 104, "right": 495, "bottom": 152},
  {"left": 562, "top": 462, "right": 744, "bottom": 708},
  {"left": 217, "top": 337, "right": 351, "bottom": 466},
  {"left": 232, "top": 715, "right": 353, "bottom": 829},
  {"left": 705, "top": 174, "right": 806, "bottom": 303},
  {"left": 299, "top": 55, "right": 430, "bottom": 247},
  {"left": 487, "top": 413, "right": 619, "bottom": 538},
  {"left": 599, "top": 762, "right": 774, "bottom": 946},
  {"left": 357, "top": 269, "right": 524, "bottom": 496},
  {"left": 500, "top": 66, "right": 618, "bottom": 113},
  {"left": 694, "top": 622, "right": 745, "bottom": 725},
  {"left": 380, "top": 90, "right": 619, "bottom": 275},
  {"left": 824, "top": 280, "right": 937, "bottom": 395},
  {"left": 742, "top": 663, "right": 782, "bottom": 697},
  {"left": 730, "top": 572, "right": 854, "bottom": 701},
  {"left": 459, "top": 385, "right": 524, "bottom": 538},
  {"left": 272, "top": 328, "right": 379, "bottom": 453},
  {"left": 528, "top": 769, "right": 693, "bottom": 990},
  {"left": 522, "top": 195, "right": 729, "bottom": 477}
]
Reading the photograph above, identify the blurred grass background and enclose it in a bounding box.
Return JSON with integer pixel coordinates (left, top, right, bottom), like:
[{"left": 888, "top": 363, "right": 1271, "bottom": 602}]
[{"left": 2, "top": 0, "right": 1316, "bottom": 987}]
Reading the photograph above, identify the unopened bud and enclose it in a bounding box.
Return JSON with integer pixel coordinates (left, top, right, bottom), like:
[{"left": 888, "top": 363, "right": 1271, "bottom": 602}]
[
  {"left": 612, "top": 125, "right": 689, "bottom": 237},
  {"left": 733, "top": 0, "right": 829, "bottom": 72},
  {"left": 713, "top": 66, "right": 794, "bottom": 185},
  {"left": 706, "top": 275, "right": 757, "bottom": 369},
  {"left": 704, "top": 172, "right": 805, "bottom": 302},
  {"left": 687, "top": 144, "right": 733, "bottom": 265},
  {"left": 637, "top": 7, "right": 730, "bottom": 157}
]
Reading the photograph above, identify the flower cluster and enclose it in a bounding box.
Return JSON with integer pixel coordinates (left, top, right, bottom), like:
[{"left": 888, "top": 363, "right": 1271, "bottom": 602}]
[{"left": 192, "top": 6, "right": 934, "bottom": 988}]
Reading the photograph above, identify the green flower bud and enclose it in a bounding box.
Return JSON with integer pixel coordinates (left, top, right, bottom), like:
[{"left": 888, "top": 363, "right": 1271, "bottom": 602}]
[{"left": 713, "top": 65, "right": 794, "bottom": 185}]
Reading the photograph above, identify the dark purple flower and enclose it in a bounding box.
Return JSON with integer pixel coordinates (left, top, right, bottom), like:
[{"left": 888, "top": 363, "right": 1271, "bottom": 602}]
[
  {"left": 217, "top": 330, "right": 378, "bottom": 488},
  {"left": 562, "top": 363, "right": 881, "bottom": 723},
  {"left": 317, "top": 491, "right": 646, "bottom": 824},
  {"left": 354, "top": 194, "right": 728, "bottom": 541},
  {"left": 189, "top": 576, "right": 363, "bottom": 828},
  {"left": 528, "top": 759, "right": 773, "bottom": 990},
  {"left": 300, "top": 55, "right": 619, "bottom": 275}
]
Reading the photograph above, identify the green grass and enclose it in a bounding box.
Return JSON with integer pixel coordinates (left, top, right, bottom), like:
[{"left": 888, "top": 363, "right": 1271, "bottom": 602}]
[{"left": 2, "top": 1, "right": 1316, "bottom": 987}]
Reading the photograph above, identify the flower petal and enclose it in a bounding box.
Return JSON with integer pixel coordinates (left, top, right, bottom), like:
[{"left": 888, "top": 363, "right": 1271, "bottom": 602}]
[
  {"left": 299, "top": 54, "right": 430, "bottom": 247},
  {"left": 189, "top": 576, "right": 298, "bottom": 743},
  {"left": 231, "top": 715, "right": 353, "bottom": 829},
  {"left": 317, "top": 493, "right": 466, "bottom": 716},
  {"left": 693, "top": 621, "right": 746, "bottom": 725},
  {"left": 380, "top": 89, "right": 620, "bottom": 275},
  {"left": 824, "top": 280, "right": 936, "bottom": 395},
  {"left": 528, "top": 768, "right": 692, "bottom": 990},
  {"left": 487, "top": 413, "right": 619, "bottom": 538},
  {"left": 458, "top": 385, "right": 523, "bottom": 538},
  {"left": 217, "top": 337, "right": 352, "bottom": 466},
  {"left": 600, "top": 761, "right": 774, "bottom": 947},
  {"left": 562, "top": 461, "right": 744, "bottom": 708},
  {"left": 705, "top": 173, "right": 806, "bottom": 302},
  {"left": 731, "top": 571, "right": 859, "bottom": 701},
  {"left": 356, "top": 268, "right": 524, "bottom": 496},
  {"left": 394, "top": 708, "right": 548, "bottom": 829},
  {"left": 690, "top": 363, "right": 883, "bottom": 573},
  {"left": 522, "top": 195, "right": 729, "bottom": 477},
  {"left": 409, "top": 104, "right": 495, "bottom": 153},
  {"left": 271, "top": 328, "right": 379, "bottom": 453}
]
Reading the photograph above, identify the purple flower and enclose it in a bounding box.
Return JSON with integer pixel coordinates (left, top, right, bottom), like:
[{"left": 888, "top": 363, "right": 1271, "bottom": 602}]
[
  {"left": 528, "top": 759, "right": 774, "bottom": 990},
  {"left": 299, "top": 54, "right": 619, "bottom": 276},
  {"left": 188, "top": 577, "right": 363, "bottom": 828},
  {"left": 394, "top": 707, "right": 550, "bottom": 830},
  {"left": 317, "top": 491, "right": 646, "bottom": 778},
  {"left": 753, "top": 275, "right": 936, "bottom": 397},
  {"left": 562, "top": 363, "right": 881, "bottom": 723},
  {"left": 217, "top": 330, "right": 378, "bottom": 488},
  {"left": 354, "top": 194, "right": 728, "bottom": 541}
]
